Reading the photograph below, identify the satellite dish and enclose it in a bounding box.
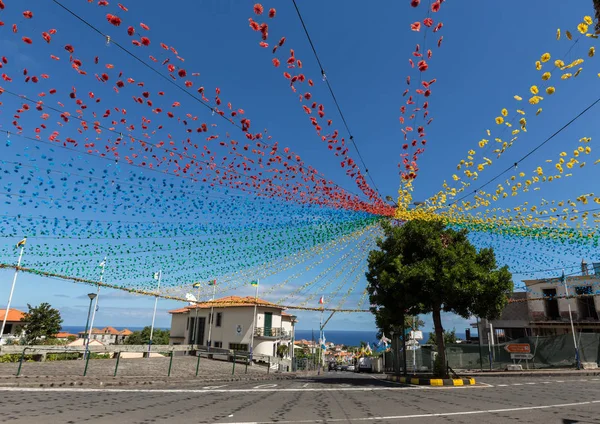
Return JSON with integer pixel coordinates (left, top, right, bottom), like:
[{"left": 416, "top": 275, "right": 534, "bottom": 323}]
[{"left": 185, "top": 293, "right": 197, "bottom": 305}]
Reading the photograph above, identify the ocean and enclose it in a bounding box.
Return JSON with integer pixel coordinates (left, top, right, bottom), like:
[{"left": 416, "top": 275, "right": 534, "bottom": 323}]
[{"left": 62, "top": 326, "right": 463, "bottom": 347}]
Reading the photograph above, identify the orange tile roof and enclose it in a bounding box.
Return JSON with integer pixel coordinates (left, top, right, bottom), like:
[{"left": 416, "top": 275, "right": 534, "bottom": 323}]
[
  {"left": 169, "top": 295, "right": 285, "bottom": 314},
  {"left": 119, "top": 329, "right": 133, "bottom": 336},
  {"left": 0, "top": 309, "right": 25, "bottom": 322},
  {"left": 55, "top": 332, "right": 76, "bottom": 338}
]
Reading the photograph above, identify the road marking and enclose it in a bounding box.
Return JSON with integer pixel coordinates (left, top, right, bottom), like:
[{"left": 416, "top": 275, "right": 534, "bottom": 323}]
[
  {"left": 221, "top": 400, "right": 600, "bottom": 423},
  {"left": 302, "top": 383, "right": 309, "bottom": 388},
  {"left": 0, "top": 387, "right": 421, "bottom": 394},
  {"left": 497, "top": 384, "right": 508, "bottom": 387},
  {"left": 253, "top": 384, "right": 278, "bottom": 389},
  {"left": 525, "top": 382, "right": 536, "bottom": 385},
  {"left": 555, "top": 380, "right": 565, "bottom": 383},
  {"left": 512, "top": 383, "right": 523, "bottom": 386},
  {"left": 541, "top": 381, "right": 551, "bottom": 384},
  {"left": 203, "top": 385, "right": 227, "bottom": 390}
]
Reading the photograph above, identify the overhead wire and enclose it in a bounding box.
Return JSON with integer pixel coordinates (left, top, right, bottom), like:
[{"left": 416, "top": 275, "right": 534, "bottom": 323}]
[{"left": 290, "top": 0, "right": 384, "bottom": 200}]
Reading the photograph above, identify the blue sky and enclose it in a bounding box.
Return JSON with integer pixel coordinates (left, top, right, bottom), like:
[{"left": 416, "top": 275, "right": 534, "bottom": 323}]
[{"left": 1, "top": 1, "right": 599, "bottom": 334}]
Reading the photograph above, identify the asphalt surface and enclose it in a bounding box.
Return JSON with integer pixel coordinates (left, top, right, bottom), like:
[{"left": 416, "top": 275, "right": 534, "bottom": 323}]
[{"left": 0, "top": 372, "right": 599, "bottom": 423}]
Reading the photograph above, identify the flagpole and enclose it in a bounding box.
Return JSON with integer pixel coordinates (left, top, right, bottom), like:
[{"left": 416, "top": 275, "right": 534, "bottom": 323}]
[
  {"left": 86, "top": 257, "right": 106, "bottom": 358},
  {"left": 250, "top": 279, "right": 259, "bottom": 362},
  {"left": 563, "top": 270, "right": 581, "bottom": 369},
  {"left": 191, "top": 284, "right": 201, "bottom": 347},
  {"left": 148, "top": 270, "right": 162, "bottom": 357},
  {"left": 319, "top": 306, "right": 323, "bottom": 375},
  {"left": 207, "top": 281, "right": 216, "bottom": 351},
  {"left": 0, "top": 240, "right": 26, "bottom": 345}
]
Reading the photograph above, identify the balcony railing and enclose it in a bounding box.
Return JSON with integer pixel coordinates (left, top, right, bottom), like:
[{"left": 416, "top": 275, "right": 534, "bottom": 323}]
[{"left": 254, "top": 327, "right": 290, "bottom": 339}]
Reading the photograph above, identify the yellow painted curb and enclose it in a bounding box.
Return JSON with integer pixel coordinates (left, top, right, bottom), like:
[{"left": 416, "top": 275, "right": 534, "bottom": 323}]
[
  {"left": 430, "top": 379, "right": 444, "bottom": 386},
  {"left": 452, "top": 379, "right": 464, "bottom": 386}
]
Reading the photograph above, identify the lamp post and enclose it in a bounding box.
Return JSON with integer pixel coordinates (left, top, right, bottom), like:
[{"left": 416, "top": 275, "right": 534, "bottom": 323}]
[{"left": 83, "top": 293, "right": 97, "bottom": 347}]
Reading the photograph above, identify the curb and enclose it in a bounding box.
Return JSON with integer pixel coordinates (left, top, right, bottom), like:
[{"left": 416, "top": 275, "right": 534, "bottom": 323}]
[
  {"left": 462, "top": 371, "right": 600, "bottom": 378},
  {"left": 0, "top": 373, "right": 297, "bottom": 389},
  {"left": 386, "top": 374, "right": 476, "bottom": 386}
]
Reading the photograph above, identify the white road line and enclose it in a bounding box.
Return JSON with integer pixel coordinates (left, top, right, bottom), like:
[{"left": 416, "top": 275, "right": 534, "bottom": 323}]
[
  {"left": 253, "top": 384, "right": 278, "bottom": 389},
  {"left": 203, "top": 385, "right": 227, "bottom": 390},
  {"left": 525, "top": 382, "right": 536, "bottom": 385},
  {"left": 497, "top": 384, "right": 508, "bottom": 387},
  {"left": 0, "top": 387, "right": 421, "bottom": 394},
  {"left": 556, "top": 380, "right": 565, "bottom": 383},
  {"left": 302, "top": 383, "right": 309, "bottom": 388},
  {"left": 512, "top": 383, "right": 523, "bottom": 386},
  {"left": 221, "top": 400, "right": 600, "bottom": 423},
  {"left": 541, "top": 381, "right": 551, "bottom": 384}
]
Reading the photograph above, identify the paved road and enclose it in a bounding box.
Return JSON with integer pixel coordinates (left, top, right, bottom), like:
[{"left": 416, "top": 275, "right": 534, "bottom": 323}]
[{"left": 0, "top": 372, "right": 599, "bottom": 423}]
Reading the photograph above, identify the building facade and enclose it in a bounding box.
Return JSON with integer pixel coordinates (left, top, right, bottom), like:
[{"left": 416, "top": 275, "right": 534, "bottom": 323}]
[
  {"left": 168, "top": 295, "right": 297, "bottom": 359},
  {"left": 475, "top": 267, "right": 600, "bottom": 343},
  {"left": 0, "top": 309, "right": 26, "bottom": 344},
  {"left": 77, "top": 327, "right": 133, "bottom": 345}
]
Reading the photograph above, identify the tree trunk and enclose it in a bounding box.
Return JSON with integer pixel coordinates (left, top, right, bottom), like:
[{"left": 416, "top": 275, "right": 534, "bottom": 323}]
[{"left": 432, "top": 304, "right": 448, "bottom": 378}]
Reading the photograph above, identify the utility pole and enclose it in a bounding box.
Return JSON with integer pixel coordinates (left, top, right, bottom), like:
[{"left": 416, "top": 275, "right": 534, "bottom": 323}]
[{"left": 562, "top": 271, "right": 581, "bottom": 369}]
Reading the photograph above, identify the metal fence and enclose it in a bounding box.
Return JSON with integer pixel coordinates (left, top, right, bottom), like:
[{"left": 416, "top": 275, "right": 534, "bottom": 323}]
[
  {"left": 0, "top": 344, "right": 292, "bottom": 377},
  {"left": 384, "top": 333, "right": 600, "bottom": 373}
]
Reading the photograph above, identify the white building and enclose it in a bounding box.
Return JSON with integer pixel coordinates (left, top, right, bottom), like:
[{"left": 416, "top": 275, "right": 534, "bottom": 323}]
[
  {"left": 0, "top": 309, "right": 27, "bottom": 344},
  {"left": 168, "top": 295, "right": 297, "bottom": 359},
  {"left": 77, "top": 326, "right": 133, "bottom": 345}
]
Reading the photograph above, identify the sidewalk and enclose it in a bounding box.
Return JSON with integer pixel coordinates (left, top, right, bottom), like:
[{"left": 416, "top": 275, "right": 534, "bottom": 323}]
[
  {"left": 457, "top": 368, "right": 600, "bottom": 378},
  {"left": 0, "top": 356, "right": 297, "bottom": 388}
]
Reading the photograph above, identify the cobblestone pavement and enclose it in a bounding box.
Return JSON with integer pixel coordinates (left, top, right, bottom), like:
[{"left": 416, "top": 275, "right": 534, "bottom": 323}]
[
  {"left": 0, "top": 356, "right": 274, "bottom": 381},
  {"left": 0, "top": 373, "right": 599, "bottom": 423}
]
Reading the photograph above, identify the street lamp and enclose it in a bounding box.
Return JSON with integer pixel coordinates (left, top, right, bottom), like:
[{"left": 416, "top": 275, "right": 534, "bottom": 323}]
[{"left": 83, "top": 293, "right": 97, "bottom": 344}]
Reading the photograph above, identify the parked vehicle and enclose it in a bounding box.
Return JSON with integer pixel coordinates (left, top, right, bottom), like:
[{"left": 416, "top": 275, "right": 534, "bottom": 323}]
[{"left": 347, "top": 364, "right": 355, "bottom": 372}]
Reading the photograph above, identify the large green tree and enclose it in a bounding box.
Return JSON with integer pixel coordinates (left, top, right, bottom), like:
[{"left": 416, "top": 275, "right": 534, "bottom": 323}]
[
  {"left": 125, "top": 326, "right": 170, "bottom": 345},
  {"left": 21, "top": 303, "right": 63, "bottom": 345},
  {"left": 366, "top": 220, "right": 512, "bottom": 377}
]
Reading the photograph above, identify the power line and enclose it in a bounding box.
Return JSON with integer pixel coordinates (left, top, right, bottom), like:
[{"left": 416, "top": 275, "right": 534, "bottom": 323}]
[
  {"left": 50, "top": 0, "right": 372, "bottom": 204},
  {"left": 446, "top": 94, "right": 600, "bottom": 208},
  {"left": 291, "top": 0, "right": 383, "bottom": 200}
]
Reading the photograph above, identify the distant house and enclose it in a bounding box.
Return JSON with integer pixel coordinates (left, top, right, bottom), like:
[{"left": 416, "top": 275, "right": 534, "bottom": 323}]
[
  {"left": 0, "top": 309, "right": 27, "bottom": 344},
  {"left": 168, "top": 295, "right": 297, "bottom": 359},
  {"left": 474, "top": 267, "right": 600, "bottom": 344},
  {"left": 54, "top": 332, "right": 77, "bottom": 340},
  {"left": 77, "top": 327, "right": 132, "bottom": 345}
]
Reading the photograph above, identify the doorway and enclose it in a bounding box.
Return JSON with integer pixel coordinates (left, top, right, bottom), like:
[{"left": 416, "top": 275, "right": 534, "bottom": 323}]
[
  {"left": 188, "top": 317, "right": 206, "bottom": 345},
  {"left": 264, "top": 312, "right": 273, "bottom": 336}
]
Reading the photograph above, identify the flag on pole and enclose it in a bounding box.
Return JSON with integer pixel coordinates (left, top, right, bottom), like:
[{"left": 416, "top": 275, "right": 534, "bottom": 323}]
[
  {"left": 208, "top": 279, "right": 217, "bottom": 286},
  {"left": 319, "top": 296, "right": 324, "bottom": 305},
  {"left": 153, "top": 271, "right": 160, "bottom": 280},
  {"left": 16, "top": 238, "right": 26, "bottom": 248},
  {"left": 99, "top": 259, "right": 106, "bottom": 267},
  {"left": 192, "top": 282, "right": 201, "bottom": 288},
  {"left": 560, "top": 270, "right": 565, "bottom": 283},
  {"left": 250, "top": 280, "right": 258, "bottom": 287}
]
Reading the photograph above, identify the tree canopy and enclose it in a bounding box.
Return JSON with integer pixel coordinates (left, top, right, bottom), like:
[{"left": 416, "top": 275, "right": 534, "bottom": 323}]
[
  {"left": 21, "top": 303, "right": 63, "bottom": 345},
  {"left": 366, "top": 219, "right": 512, "bottom": 377},
  {"left": 125, "top": 326, "right": 170, "bottom": 345}
]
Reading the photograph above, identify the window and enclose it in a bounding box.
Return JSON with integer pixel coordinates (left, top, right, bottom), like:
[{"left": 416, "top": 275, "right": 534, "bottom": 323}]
[
  {"left": 2, "top": 324, "right": 12, "bottom": 335},
  {"left": 576, "top": 286, "right": 598, "bottom": 320},
  {"left": 543, "top": 288, "right": 560, "bottom": 319},
  {"left": 216, "top": 312, "right": 222, "bottom": 327},
  {"left": 229, "top": 343, "right": 248, "bottom": 352},
  {"left": 214, "top": 341, "right": 222, "bottom": 348}
]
